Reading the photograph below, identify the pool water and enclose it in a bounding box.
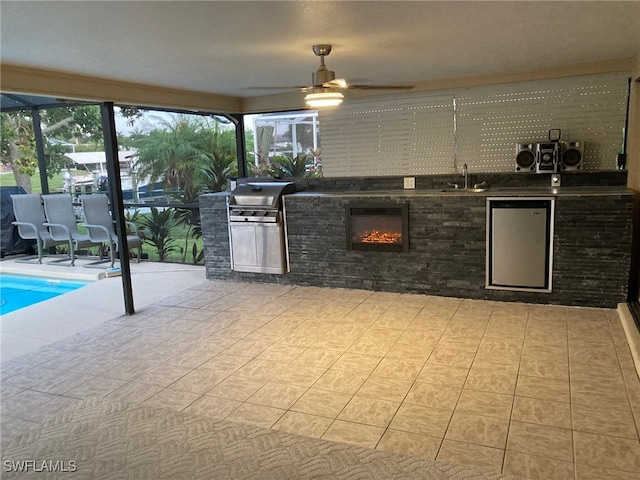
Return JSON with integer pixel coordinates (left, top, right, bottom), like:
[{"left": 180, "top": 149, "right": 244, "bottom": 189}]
[{"left": 0, "top": 274, "right": 90, "bottom": 315}]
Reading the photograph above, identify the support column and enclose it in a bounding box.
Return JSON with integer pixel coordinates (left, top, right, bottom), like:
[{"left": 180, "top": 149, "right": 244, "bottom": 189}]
[
  {"left": 231, "top": 114, "right": 247, "bottom": 178},
  {"left": 101, "top": 102, "right": 135, "bottom": 315},
  {"left": 31, "top": 109, "right": 49, "bottom": 194}
]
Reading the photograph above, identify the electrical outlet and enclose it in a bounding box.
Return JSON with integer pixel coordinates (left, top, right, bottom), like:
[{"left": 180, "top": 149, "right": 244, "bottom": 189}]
[{"left": 404, "top": 177, "right": 416, "bottom": 189}]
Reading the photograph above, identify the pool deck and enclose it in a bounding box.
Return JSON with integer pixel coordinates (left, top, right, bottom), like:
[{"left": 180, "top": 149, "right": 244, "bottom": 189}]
[{"left": 0, "top": 257, "right": 206, "bottom": 362}]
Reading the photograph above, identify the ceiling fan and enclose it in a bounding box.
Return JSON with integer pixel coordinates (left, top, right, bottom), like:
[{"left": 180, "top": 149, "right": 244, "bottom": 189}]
[
  {"left": 254, "top": 44, "right": 415, "bottom": 107},
  {"left": 306, "top": 44, "right": 414, "bottom": 91}
]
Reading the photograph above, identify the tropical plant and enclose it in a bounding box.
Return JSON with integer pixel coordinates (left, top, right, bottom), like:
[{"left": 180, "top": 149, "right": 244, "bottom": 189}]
[
  {"left": 199, "top": 154, "right": 235, "bottom": 192},
  {"left": 270, "top": 153, "right": 311, "bottom": 178},
  {"left": 196, "top": 120, "right": 237, "bottom": 192},
  {"left": 172, "top": 184, "right": 204, "bottom": 264},
  {"left": 129, "top": 116, "right": 204, "bottom": 192},
  {"left": 139, "top": 207, "right": 182, "bottom": 262},
  {"left": 129, "top": 114, "right": 238, "bottom": 195}
]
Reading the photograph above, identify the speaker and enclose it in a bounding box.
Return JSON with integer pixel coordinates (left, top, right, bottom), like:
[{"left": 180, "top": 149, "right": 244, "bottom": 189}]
[
  {"left": 560, "top": 141, "right": 583, "bottom": 170},
  {"left": 536, "top": 142, "right": 559, "bottom": 173},
  {"left": 515, "top": 143, "right": 536, "bottom": 172}
]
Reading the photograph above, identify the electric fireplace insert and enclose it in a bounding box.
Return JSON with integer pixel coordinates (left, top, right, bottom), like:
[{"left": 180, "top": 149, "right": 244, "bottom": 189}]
[{"left": 345, "top": 203, "right": 409, "bottom": 252}]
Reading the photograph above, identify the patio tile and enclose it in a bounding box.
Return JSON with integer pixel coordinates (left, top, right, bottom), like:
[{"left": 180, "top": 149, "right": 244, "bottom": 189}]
[
  {"left": 389, "top": 403, "right": 452, "bottom": 437},
  {"left": 511, "top": 396, "right": 572, "bottom": 429},
  {"left": 272, "top": 411, "right": 333, "bottom": 438},
  {"left": 463, "top": 363, "right": 518, "bottom": 395},
  {"left": 246, "top": 382, "right": 308, "bottom": 409},
  {"left": 455, "top": 390, "right": 513, "bottom": 419},
  {"left": 104, "top": 381, "right": 164, "bottom": 404},
  {"left": 436, "top": 440, "right": 504, "bottom": 474},
  {"left": 133, "top": 365, "right": 192, "bottom": 387},
  {"left": 143, "top": 388, "right": 201, "bottom": 411},
  {"left": 2, "top": 277, "right": 640, "bottom": 479},
  {"left": 291, "top": 388, "right": 352, "bottom": 418},
  {"left": 573, "top": 431, "right": 640, "bottom": 472},
  {"left": 356, "top": 375, "right": 413, "bottom": 403},
  {"left": 331, "top": 353, "right": 382, "bottom": 374},
  {"left": 182, "top": 395, "right": 241, "bottom": 420},
  {"left": 445, "top": 412, "right": 509, "bottom": 449},
  {"left": 169, "top": 367, "right": 228, "bottom": 394},
  {"left": 206, "top": 375, "right": 265, "bottom": 402},
  {"left": 574, "top": 463, "right": 640, "bottom": 480},
  {"left": 64, "top": 376, "right": 128, "bottom": 400},
  {"left": 313, "top": 369, "right": 369, "bottom": 395},
  {"left": 503, "top": 451, "right": 574, "bottom": 480},
  {"left": 507, "top": 421, "right": 573, "bottom": 462},
  {"left": 572, "top": 403, "right": 639, "bottom": 439},
  {"left": 225, "top": 403, "right": 286, "bottom": 429},
  {"left": 417, "top": 363, "right": 469, "bottom": 388},
  {"left": 376, "top": 429, "right": 442, "bottom": 460},
  {"left": 404, "top": 382, "right": 461, "bottom": 412},
  {"left": 321, "top": 420, "right": 385, "bottom": 449},
  {"left": 338, "top": 395, "right": 399, "bottom": 427},
  {"left": 515, "top": 375, "right": 570, "bottom": 403}
]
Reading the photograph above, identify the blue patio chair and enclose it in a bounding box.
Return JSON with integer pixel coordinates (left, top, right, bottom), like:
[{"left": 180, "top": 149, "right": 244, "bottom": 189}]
[
  {"left": 80, "top": 194, "right": 142, "bottom": 268},
  {"left": 10, "top": 193, "right": 72, "bottom": 264},
  {"left": 42, "top": 193, "right": 101, "bottom": 266}
]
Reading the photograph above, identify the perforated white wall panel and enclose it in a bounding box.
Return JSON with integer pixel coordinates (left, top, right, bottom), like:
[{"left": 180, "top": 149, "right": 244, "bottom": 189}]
[
  {"left": 319, "top": 73, "right": 629, "bottom": 177},
  {"left": 319, "top": 94, "right": 455, "bottom": 176}
]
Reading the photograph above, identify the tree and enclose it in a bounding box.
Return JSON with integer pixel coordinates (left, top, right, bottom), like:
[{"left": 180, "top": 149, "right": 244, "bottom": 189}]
[
  {"left": 128, "top": 114, "right": 237, "bottom": 194},
  {"left": 197, "top": 121, "right": 238, "bottom": 192},
  {"left": 270, "top": 153, "right": 311, "bottom": 178},
  {"left": 128, "top": 116, "right": 202, "bottom": 191},
  {"left": 0, "top": 105, "right": 103, "bottom": 192}
]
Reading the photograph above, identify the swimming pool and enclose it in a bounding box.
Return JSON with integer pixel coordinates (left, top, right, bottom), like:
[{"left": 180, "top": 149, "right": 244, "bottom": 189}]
[{"left": 0, "top": 274, "right": 90, "bottom": 315}]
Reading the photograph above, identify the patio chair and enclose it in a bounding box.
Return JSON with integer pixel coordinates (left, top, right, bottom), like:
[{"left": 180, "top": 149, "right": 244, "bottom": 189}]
[
  {"left": 10, "top": 193, "right": 72, "bottom": 264},
  {"left": 42, "top": 193, "right": 101, "bottom": 266},
  {"left": 80, "top": 194, "right": 142, "bottom": 268}
]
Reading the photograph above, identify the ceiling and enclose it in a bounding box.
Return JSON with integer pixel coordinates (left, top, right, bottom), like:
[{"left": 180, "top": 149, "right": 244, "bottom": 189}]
[{"left": 1, "top": 1, "right": 639, "bottom": 102}]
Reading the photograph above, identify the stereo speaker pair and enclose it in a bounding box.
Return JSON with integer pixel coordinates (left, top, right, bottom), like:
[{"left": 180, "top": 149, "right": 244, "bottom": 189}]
[{"left": 515, "top": 141, "right": 583, "bottom": 172}]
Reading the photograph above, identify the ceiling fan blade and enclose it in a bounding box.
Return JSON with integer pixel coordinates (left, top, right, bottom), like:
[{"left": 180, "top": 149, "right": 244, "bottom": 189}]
[
  {"left": 347, "top": 84, "right": 415, "bottom": 90},
  {"left": 245, "top": 86, "right": 313, "bottom": 92},
  {"left": 323, "top": 78, "right": 348, "bottom": 89}
]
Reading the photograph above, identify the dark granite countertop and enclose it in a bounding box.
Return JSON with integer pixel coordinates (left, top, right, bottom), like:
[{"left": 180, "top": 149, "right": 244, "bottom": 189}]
[{"left": 288, "top": 185, "right": 632, "bottom": 198}]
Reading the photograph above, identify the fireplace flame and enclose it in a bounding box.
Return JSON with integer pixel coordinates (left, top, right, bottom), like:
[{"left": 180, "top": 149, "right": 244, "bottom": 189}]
[{"left": 361, "top": 230, "right": 402, "bottom": 244}]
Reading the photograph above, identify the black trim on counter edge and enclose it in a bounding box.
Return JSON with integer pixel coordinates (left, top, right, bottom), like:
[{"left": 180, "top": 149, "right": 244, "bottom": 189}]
[
  {"left": 629, "top": 302, "right": 640, "bottom": 332},
  {"left": 627, "top": 192, "right": 640, "bottom": 304}
]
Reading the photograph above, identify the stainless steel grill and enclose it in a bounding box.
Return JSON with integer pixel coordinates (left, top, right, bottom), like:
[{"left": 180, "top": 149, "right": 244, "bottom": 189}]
[{"left": 227, "top": 182, "right": 296, "bottom": 274}]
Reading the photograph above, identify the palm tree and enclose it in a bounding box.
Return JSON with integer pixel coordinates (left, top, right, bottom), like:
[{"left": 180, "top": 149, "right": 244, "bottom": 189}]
[
  {"left": 129, "top": 115, "right": 207, "bottom": 192},
  {"left": 129, "top": 115, "right": 238, "bottom": 195},
  {"left": 196, "top": 120, "right": 238, "bottom": 192}
]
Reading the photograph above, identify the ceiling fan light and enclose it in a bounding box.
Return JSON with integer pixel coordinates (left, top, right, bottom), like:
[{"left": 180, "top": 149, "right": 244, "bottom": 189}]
[{"left": 305, "top": 91, "right": 344, "bottom": 107}]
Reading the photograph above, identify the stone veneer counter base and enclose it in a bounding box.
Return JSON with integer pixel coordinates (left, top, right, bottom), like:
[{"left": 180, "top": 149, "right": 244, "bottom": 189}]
[{"left": 201, "top": 181, "right": 632, "bottom": 308}]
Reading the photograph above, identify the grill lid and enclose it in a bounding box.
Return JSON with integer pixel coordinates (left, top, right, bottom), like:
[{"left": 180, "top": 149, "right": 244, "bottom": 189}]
[{"left": 229, "top": 182, "right": 296, "bottom": 208}]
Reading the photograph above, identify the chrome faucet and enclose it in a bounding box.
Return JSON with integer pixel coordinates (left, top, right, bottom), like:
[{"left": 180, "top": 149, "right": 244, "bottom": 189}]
[{"left": 463, "top": 163, "right": 469, "bottom": 189}]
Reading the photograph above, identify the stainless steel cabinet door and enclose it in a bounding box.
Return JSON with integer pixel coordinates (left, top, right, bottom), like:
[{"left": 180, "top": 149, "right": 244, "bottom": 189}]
[
  {"left": 230, "top": 222, "right": 286, "bottom": 274},
  {"left": 254, "top": 223, "right": 286, "bottom": 272},
  {"left": 230, "top": 223, "right": 258, "bottom": 269}
]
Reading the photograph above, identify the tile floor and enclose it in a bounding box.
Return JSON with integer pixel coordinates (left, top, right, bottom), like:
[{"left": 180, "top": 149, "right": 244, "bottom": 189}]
[{"left": 1, "top": 280, "right": 640, "bottom": 480}]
